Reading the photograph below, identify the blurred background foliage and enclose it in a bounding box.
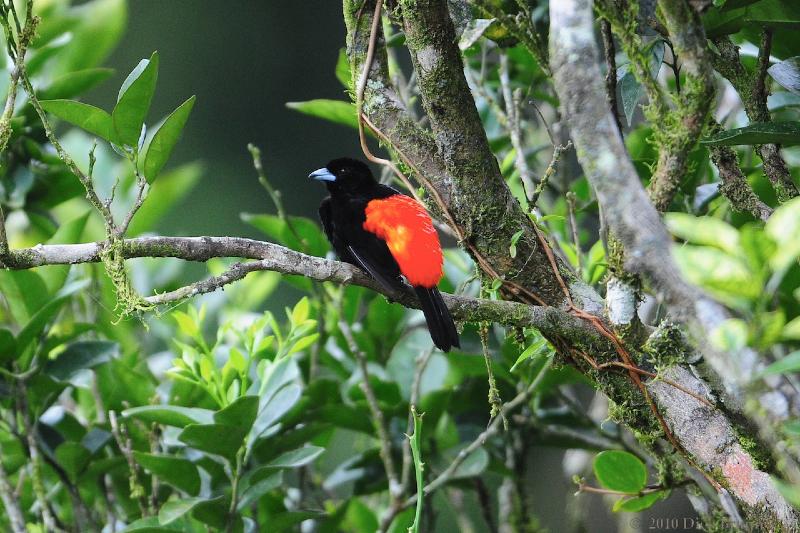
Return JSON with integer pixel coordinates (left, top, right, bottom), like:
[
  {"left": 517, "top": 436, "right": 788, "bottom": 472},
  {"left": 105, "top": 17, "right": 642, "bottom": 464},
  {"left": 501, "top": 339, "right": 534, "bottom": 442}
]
[{"left": 0, "top": 0, "right": 800, "bottom": 532}]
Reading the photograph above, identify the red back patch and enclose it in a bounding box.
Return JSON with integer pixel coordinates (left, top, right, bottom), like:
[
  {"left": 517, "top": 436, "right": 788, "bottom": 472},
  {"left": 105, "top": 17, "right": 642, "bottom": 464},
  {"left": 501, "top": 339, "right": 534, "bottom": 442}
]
[{"left": 363, "top": 195, "right": 443, "bottom": 288}]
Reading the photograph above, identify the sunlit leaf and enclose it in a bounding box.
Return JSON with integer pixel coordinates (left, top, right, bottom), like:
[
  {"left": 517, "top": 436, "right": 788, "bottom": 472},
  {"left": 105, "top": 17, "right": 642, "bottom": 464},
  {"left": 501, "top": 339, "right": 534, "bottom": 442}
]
[
  {"left": 760, "top": 351, "right": 800, "bottom": 377},
  {"left": 665, "top": 213, "right": 740, "bottom": 254},
  {"left": 143, "top": 95, "right": 196, "bottom": 183},
  {"left": 113, "top": 51, "right": 159, "bottom": 147}
]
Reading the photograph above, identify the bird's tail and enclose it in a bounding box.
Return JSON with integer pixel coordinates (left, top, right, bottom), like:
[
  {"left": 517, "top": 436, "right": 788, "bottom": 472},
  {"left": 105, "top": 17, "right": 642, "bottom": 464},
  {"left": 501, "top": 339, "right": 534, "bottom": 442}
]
[{"left": 414, "top": 286, "right": 460, "bottom": 352}]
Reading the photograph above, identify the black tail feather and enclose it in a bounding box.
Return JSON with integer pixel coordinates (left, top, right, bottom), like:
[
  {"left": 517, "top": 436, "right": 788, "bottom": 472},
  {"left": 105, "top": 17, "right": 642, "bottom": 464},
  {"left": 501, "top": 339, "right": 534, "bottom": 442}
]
[{"left": 414, "top": 286, "right": 460, "bottom": 352}]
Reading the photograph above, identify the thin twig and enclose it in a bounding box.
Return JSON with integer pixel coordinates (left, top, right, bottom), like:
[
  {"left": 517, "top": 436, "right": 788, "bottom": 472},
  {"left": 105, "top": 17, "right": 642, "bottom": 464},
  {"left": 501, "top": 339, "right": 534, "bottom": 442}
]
[
  {"left": 116, "top": 173, "right": 147, "bottom": 236},
  {"left": 21, "top": 69, "right": 115, "bottom": 229},
  {"left": 109, "top": 411, "right": 149, "bottom": 517},
  {"left": 566, "top": 192, "right": 581, "bottom": 276},
  {"left": 0, "top": 0, "right": 37, "bottom": 256},
  {"left": 530, "top": 142, "right": 571, "bottom": 207},
  {"left": 338, "top": 317, "right": 401, "bottom": 498},
  {"left": 404, "top": 358, "right": 552, "bottom": 508},
  {"left": 17, "top": 390, "right": 59, "bottom": 532},
  {"left": 499, "top": 53, "right": 536, "bottom": 200},
  {"left": 401, "top": 346, "right": 435, "bottom": 491},
  {"left": 0, "top": 440, "right": 26, "bottom": 533},
  {"left": 599, "top": 19, "right": 622, "bottom": 133},
  {"left": 754, "top": 28, "right": 773, "bottom": 107}
]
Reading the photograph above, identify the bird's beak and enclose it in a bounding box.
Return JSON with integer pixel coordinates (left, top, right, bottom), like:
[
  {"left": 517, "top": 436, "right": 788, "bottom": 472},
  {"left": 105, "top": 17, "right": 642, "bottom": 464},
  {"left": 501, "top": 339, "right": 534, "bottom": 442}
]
[{"left": 309, "top": 167, "right": 336, "bottom": 182}]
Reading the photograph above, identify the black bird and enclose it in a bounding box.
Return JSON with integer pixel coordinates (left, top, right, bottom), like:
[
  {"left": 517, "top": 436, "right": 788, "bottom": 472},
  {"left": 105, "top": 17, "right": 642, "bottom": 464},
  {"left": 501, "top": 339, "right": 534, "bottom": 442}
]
[{"left": 310, "top": 158, "right": 460, "bottom": 352}]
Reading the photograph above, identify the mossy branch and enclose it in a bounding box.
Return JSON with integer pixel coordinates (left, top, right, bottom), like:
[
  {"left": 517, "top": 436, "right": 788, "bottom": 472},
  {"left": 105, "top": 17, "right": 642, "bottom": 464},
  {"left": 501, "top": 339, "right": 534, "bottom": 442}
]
[
  {"left": 549, "top": 0, "right": 800, "bottom": 526},
  {"left": 711, "top": 36, "right": 799, "bottom": 202}
]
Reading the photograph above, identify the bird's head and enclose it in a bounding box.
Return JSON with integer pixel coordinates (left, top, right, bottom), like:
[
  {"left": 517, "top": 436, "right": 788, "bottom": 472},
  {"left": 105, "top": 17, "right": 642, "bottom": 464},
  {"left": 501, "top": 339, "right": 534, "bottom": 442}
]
[{"left": 309, "top": 157, "right": 375, "bottom": 194}]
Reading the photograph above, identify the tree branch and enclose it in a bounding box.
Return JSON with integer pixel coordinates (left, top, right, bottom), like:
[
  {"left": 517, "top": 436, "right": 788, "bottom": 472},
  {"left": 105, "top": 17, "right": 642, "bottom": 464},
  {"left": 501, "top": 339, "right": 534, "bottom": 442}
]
[
  {"left": 711, "top": 36, "right": 799, "bottom": 202},
  {"left": 549, "top": 0, "right": 799, "bottom": 527},
  {"left": 648, "top": 0, "right": 715, "bottom": 212},
  {"left": 0, "top": 235, "right": 602, "bottom": 340},
  {"left": 707, "top": 119, "right": 773, "bottom": 221},
  {"left": 345, "top": 0, "right": 584, "bottom": 307}
]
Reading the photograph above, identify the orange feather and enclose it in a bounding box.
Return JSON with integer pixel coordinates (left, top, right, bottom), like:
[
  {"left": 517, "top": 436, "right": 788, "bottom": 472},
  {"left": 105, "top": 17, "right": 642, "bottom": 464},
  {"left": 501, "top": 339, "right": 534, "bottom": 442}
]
[{"left": 363, "top": 195, "right": 443, "bottom": 288}]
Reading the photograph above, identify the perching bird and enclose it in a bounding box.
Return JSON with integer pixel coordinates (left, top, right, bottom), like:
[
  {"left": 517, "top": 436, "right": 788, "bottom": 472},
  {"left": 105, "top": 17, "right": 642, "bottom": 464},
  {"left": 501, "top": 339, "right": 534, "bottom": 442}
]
[{"left": 310, "top": 157, "right": 460, "bottom": 352}]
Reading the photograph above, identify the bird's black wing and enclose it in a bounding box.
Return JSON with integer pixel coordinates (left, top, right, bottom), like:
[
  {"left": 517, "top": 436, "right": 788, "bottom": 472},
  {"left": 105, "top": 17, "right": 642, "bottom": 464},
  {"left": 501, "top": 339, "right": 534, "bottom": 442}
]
[
  {"left": 346, "top": 244, "right": 407, "bottom": 294},
  {"left": 320, "top": 196, "right": 405, "bottom": 293}
]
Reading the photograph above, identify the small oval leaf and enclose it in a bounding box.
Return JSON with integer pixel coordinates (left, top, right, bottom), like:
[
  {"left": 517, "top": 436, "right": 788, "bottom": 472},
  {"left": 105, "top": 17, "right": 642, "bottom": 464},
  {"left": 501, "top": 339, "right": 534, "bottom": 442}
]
[{"left": 593, "top": 450, "right": 647, "bottom": 493}]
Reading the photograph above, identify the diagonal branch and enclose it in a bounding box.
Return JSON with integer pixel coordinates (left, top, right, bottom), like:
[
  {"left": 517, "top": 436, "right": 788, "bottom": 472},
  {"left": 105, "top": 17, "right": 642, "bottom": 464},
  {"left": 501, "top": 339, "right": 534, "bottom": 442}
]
[
  {"left": 344, "top": 0, "right": 584, "bottom": 307},
  {"left": 549, "top": 0, "right": 799, "bottom": 527}
]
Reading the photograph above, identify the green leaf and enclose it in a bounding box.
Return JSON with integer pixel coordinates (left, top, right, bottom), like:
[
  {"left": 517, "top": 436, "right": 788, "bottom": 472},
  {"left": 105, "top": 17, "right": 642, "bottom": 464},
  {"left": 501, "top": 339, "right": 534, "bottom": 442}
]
[
  {"left": 16, "top": 280, "right": 88, "bottom": 357},
  {"left": 40, "top": 100, "right": 113, "bottom": 141},
  {"left": 768, "top": 92, "right": 800, "bottom": 110},
  {"left": 133, "top": 452, "right": 201, "bottom": 496},
  {"left": 701, "top": 121, "right": 800, "bottom": 147},
  {"left": 122, "top": 405, "right": 214, "bottom": 428},
  {"left": 784, "top": 420, "right": 800, "bottom": 435},
  {"left": 121, "top": 516, "right": 186, "bottom": 531},
  {"left": 250, "top": 383, "right": 302, "bottom": 442},
  {"left": 593, "top": 450, "right": 647, "bottom": 493},
  {"left": 39, "top": 211, "right": 91, "bottom": 294},
  {"left": 178, "top": 423, "right": 247, "bottom": 462},
  {"left": 759, "top": 351, "right": 800, "bottom": 377},
  {"left": 510, "top": 339, "right": 551, "bottom": 373},
  {"left": 509, "top": 229, "right": 524, "bottom": 258},
  {"left": 0, "top": 270, "right": 50, "bottom": 325},
  {"left": 236, "top": 470, "right": 283, "bottom": 510},
  {"left": 291, "top": 296, "right": 311, "bottom": 326},
  {"left": 768, "top": 57, "right": 800, "bottom": 95},
  {"left": 664, "top": 213, "right": 740, "bottom": 254},
  {"left": 57, "top": 0, "right": 127, "bottom": 74},
  {"left": 766, "top": 197, "right": 800, "bottom": 270},
  {"left": 672, "top": 246, "right": 760, "bottom": 306},
  {"left": 783, "top": 317, "right": 800, "bottom": 340},
  {"left": 128, "top": 162, "right": 203, "bottom": 235},
  {"left": 189, "top": 496, "right": 230, "bottom": 529},
  {"left": 285, "top": 99, "right": 358, "bottom": 130},
  {"left": 710, "top": 318, "right": 749, "bottom": 352},
  {"left": 55, "top": 442, "right": 90, "bottom": 483},
  {"left": 774, "top": 477, "right": 800, "bottom": 508},
  {"left": 241, "top": 213, "right": 329, "bottom": 257},
  {"left": 39, "top": 68, "right": 114, "bottom": 100},
  {"left": 143, "top": 95, "right": 196, "bottom": 183},
  {"left": 45, "top": 341, "right": 118, "bottom": 382},
  {"left": 113, "top": 51, "right": 159, "bottom": 147},
  {"left": 0, "top": 329, "right": 15, "bottom": 362},
  {"left": 618, "top": 40, "right": 665, "bottom": 126},
  {"left": 703, "top": 0, "right": 800, "bottom": 37},
  {"left": 214, "top": 395, "right": 259, "bottom": 432},
  {"left": 157, "top": 497, "right": 206, "bottom": 525},
  {"left": 612, "top": 490, "right": 670, "bottom": 512},
  {"left": 266, "top": 446, "right": 324, "bottom": 468}
]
